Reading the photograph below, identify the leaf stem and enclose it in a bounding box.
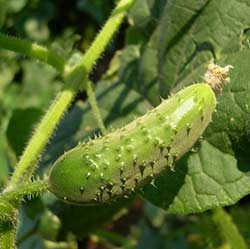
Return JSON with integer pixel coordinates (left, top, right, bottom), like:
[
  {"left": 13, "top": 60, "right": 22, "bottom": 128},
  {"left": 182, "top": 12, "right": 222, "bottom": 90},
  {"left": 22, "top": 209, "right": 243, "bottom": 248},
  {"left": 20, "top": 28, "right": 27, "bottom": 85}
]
[
  {"left": 0, "top": 200, "right": 17, "bottom": 224},
  {"left": 1, "top": 179, "right": 49, "bottom": 203},
  {"left": 0, "top": 33, "right": 65, "bottom": 72},
  {"left": 212, "top": 208, "right": 247, "bottom": 249},
  {"left": 0, "top": 224, "right": 16, "bottom": 249},
  {"left": 86, "top": 81, "right": 107, "bottom": 135}
]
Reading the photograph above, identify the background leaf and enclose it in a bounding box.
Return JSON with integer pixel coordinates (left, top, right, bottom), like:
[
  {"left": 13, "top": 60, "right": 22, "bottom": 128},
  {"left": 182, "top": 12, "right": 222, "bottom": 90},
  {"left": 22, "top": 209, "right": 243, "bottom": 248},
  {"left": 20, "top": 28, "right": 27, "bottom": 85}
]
[{"left": 7, "top": 108, "right": 43, "bottom": 157}]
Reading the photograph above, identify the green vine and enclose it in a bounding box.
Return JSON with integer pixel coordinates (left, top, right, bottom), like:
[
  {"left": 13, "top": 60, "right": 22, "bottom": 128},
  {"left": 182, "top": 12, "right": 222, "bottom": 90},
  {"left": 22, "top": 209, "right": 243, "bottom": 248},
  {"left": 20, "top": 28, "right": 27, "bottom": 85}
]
[
  {"left": 0, "top": 33, "right": 65, "bottom": 72},
  {"left": 86, "top": 81, "right": 107, "bottom": 135},
  {"left": 8, "top": 89, "right": 74, "bottom": 187},
  {"left": 0, "top": 201, "right": 17, "bottom": 224},
  {"left": 65, "top": 0, "right": 134, "bottom": 77},
  {"left": 1, "top": 180, "right": 49, "bottom": 204},
  {"left": 0, "top": 224, "right": 16, "bottom": 249}
]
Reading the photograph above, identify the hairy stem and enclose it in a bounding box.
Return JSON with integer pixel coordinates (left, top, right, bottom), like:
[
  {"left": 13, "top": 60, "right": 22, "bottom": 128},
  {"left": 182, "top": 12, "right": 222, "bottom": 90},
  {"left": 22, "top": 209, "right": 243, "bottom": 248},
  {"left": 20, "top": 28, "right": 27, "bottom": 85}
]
[
  {"left": 65, "top": 0, "right": 134, "bottom": 80},
  {"left": 0, "top": 201, "right": 17, "bottom": 224},
  {"left": 9, "top": 90, "right": 74, "bottom": 187},
  {"left": 213, "top": 208, "right": 247, "bottom": 249},
  {"left": 2, "top": 180, "right": 49, "bottom": 203},
  {"left": 0, "top": 33, "right": 65, "bottom": 72},
  {"left": 86, "top": 81, "right": 107, "bottom": 135},
  {"left": 8, "top": 0, "right": 134, "bottom": 188},
  {"left": 0, "top": 223, "right": 16, "bottom": 249}
]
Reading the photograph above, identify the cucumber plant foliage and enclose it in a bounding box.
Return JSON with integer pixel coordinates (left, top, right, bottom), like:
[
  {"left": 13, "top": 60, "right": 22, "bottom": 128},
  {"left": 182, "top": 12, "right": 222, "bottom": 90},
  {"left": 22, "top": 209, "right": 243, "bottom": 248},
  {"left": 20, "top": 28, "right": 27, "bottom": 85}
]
[{"left": 0, "top": 0, "right": 249, "bottom": 247}]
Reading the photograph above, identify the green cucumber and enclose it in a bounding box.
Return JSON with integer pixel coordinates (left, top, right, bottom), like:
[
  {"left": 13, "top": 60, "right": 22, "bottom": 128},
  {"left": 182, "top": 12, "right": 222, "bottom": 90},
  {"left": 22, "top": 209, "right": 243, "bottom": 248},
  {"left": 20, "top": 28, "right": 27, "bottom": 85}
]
[{"left": 49, "top": 83, "right": 216, "bottom": 204}]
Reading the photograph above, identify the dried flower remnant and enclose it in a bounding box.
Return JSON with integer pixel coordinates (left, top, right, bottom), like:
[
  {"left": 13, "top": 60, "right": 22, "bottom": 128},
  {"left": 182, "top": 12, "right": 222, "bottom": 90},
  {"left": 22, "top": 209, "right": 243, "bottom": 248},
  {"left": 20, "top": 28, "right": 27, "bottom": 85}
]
[{"left": 204, "top": 60, "right": 233, "bottom": 94}]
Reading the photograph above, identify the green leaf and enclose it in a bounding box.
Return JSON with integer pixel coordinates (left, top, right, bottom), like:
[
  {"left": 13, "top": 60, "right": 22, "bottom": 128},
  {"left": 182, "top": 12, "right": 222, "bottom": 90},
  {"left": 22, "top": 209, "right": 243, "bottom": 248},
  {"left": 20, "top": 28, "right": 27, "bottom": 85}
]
[
  {"left": 77, "top": 0, "right": 114, "bottom": 24},
  {"left": 21, "top": 61, "right": 60, "bottom": 108},
  {"left": 157, "top": 0, "right": 250, "bottom": 97},
  {"left": 7, "top": 108, "right": 43, "bottom": 157},
  {"left": 118, "top": 41, "right": 160, "bottom": 105},
  {"left": 100, "top": 0, "right": 250, "bottom": 213},
  {"left": 141, "top": 0, "right": 250, "bottom": 214},
  {"left": 129, "top": 0, "right": 166, "bottom": 29}
]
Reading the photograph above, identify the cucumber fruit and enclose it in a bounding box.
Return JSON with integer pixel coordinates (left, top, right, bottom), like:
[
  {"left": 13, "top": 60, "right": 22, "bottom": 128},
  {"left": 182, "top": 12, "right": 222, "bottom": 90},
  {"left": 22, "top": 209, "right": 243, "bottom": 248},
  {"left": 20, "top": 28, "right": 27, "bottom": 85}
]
[{"left": 49, "top": 83, "right": 216, "bottom": 205}]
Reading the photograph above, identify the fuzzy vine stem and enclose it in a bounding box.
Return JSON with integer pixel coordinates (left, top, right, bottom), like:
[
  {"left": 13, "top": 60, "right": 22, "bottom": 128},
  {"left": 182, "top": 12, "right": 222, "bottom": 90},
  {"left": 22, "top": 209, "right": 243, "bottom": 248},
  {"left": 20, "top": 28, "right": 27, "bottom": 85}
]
[
  {"left": 63, "top": 0, "right": 134, "bottom": 82},
  {"left": 212, "top": 208, "right": 247, "bottom": 249},
  {"left": 0, "top": 224, "right": 16, "bottom": 249},
  {"left": 1, "top": 179, "right": 49, "bottom": 204},
  {"left": 0, "top": 33, "right": 65, "bottom": 72},
  {"left": 7, "top": 0, "right": 135, "bottom": 188},
  {"left": 86, "top": 81, "right": 107, "bottom": 135},
  {"left": 8, "top": 90, "right": 74, "bottom": 187}
]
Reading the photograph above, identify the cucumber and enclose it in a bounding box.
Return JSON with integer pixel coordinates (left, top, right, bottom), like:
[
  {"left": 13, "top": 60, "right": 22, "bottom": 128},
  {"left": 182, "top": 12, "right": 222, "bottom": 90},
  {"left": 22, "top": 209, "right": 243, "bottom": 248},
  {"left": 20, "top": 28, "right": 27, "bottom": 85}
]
[{"left": 49, "top": 83, "right": 216, "bottom": 204}]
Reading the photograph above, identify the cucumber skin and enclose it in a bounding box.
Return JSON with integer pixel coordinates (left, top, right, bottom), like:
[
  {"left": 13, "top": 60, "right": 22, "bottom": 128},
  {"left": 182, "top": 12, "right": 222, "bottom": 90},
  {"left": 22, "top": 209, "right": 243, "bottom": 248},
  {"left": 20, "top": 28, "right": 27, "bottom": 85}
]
[{"left": 49, "top": 83, "right": 216, "bottom": 205}]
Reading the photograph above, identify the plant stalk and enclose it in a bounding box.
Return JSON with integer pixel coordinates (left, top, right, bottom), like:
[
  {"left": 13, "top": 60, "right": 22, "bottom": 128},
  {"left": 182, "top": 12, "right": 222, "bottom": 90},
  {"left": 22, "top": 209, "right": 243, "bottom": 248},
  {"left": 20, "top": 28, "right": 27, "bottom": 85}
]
[
  {"left": 0, "top": 33, "right": 65, "bottom": 72},
  {"left": 1, "top": 180, "right": 49, "bottom": 203},
  {"left": 86, "top": 81, "right": 107, "bottom": 135}
]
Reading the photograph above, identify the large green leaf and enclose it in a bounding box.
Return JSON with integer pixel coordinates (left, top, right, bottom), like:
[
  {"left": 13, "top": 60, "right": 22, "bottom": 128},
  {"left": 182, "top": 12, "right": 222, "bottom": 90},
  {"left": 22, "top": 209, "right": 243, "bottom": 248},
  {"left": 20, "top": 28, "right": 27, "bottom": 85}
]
[
  {"left": 141, "top": 0, "right": 250, "bottom": 213},
  {"left": 157, "top": 0, "right": 250, "bottom": 97}
]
